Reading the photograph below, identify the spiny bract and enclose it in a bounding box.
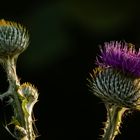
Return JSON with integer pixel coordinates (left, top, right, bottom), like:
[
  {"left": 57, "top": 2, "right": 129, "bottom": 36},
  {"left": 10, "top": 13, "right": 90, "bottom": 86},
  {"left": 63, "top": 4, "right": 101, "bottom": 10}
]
[{"left": 0, "top": 19, "right": 29, "bottom": 57}]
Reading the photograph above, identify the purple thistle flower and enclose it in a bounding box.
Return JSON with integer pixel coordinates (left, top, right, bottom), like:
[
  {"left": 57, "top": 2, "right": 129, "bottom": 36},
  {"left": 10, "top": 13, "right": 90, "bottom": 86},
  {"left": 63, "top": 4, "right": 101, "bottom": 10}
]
[
  {"left": 88, "top": 41, "right": 140, "bottom": 108},
  {"left": 88, "top": 41, "right": 140, "bottom": 140},
  {"left": 96, "top": 41, "right": 140, "bottom": 77}
]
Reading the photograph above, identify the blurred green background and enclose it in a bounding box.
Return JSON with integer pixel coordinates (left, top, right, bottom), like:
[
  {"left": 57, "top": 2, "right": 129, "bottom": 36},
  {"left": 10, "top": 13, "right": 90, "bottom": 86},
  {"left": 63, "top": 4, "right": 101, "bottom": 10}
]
[{"left": 0, "top": 0, "right": 140, "bottom": 139}]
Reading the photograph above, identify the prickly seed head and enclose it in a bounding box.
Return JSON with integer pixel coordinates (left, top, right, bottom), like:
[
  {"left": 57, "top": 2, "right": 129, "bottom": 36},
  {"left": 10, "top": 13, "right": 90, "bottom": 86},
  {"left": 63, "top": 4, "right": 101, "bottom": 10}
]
[
  {"left": 89, "top": 41, "right": 140, "bottom": 109},
  {"left": 0, "top": 19, "right": 29, "bottom": 57}
]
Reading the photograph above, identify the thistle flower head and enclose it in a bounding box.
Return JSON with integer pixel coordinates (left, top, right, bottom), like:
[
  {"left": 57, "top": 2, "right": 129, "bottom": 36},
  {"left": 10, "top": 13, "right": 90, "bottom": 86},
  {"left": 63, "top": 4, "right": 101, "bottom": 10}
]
[
  {"left": 97, "top": 41, "right": 140, "bottom": 77},
  {"left": 0, "top": 19, "right": 29, "bottom": 58},
  {"left": 89, "top": 41, "right": 140, "bottom": 110}
]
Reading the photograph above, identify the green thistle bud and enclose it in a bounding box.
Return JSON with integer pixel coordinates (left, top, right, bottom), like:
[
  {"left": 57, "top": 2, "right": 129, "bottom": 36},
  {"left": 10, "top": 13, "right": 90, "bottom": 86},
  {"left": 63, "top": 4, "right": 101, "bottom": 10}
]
[
  {"left": 0, "top": 19, "right": 29, "bottom": 58},
  {"left": 17, "top": 83, "right": 38, "bottom": 140},
  {"left": 18, "top": 83, "right": 38, "bottom": 105}
]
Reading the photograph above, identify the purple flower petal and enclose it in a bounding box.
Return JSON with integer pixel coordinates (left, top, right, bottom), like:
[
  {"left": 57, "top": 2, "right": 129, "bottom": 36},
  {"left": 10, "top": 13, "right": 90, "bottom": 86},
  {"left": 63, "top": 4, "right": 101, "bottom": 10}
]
[{"left": 96, "top": 41, "right": 140, "bottom": 77}]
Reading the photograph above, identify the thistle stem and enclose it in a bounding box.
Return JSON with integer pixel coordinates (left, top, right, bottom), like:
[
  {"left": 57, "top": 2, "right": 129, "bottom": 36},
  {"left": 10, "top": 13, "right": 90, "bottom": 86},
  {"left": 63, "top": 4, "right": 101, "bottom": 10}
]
[
  {"left": 102, "top": 104, "right": 127, "bottom": 140},
  {"left": 5, "top": 57, "right": 25, "bottom": 125},
  {"left": 3, "top": 57, "right": 28, "bottom": 139}
]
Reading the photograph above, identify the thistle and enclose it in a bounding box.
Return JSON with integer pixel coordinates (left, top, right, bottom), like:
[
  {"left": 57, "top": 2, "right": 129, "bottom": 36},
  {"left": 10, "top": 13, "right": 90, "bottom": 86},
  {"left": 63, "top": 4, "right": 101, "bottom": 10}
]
[
  {"left": 0, "top": 19, "right": 38, "bottom": 140},
  {"left": 88, "top": 41, "right": 140, "bottom": 140}
]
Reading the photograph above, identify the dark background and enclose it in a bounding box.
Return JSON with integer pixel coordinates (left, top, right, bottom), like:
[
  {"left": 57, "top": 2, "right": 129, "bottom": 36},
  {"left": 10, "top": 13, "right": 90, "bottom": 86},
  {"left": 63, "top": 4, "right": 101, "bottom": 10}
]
[{"left": 0, "top": 0, "right": 140, "bottom": 139}]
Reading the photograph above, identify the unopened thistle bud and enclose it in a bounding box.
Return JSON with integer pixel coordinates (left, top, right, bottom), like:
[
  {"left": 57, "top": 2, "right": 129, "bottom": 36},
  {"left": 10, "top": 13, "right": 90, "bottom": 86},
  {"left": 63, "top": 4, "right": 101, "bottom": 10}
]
[
  {"left": 17, "top": 83, "right": 38, "bottom": 140},
  {"left": 0, "top": 19, "right": 29, "bottom": 58},
  {"left": 18, "top": 83, "right": 38, "bottom": 102},
  {"left": 88, "top": 41, "right": 140, "bottom": 140}
]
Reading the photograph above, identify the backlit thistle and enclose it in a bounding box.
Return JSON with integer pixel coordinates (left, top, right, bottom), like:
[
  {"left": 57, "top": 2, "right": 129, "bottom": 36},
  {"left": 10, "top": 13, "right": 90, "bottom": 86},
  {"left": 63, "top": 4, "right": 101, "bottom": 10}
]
[
  {"left": 0, "top": 19, "right": 29, "bottom": 58},
  {"left": 88, "top": 41, "right": 140, "bottom": 140},
  {"left": 0, "top": 19, "right": 38, "bottom": 140}
]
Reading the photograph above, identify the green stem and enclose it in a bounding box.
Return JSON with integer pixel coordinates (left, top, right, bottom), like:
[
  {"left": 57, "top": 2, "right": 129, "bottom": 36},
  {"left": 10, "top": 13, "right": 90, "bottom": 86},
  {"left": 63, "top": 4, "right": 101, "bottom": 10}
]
[
  {"left": 102, "top": 104, "right": 127, "bottom": 140},
  {"left": 6, "top": 57, "right": 25, "bottom": 124},
  {"left": 4, "top": 57, "right": 27, "bottom": 139}
]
